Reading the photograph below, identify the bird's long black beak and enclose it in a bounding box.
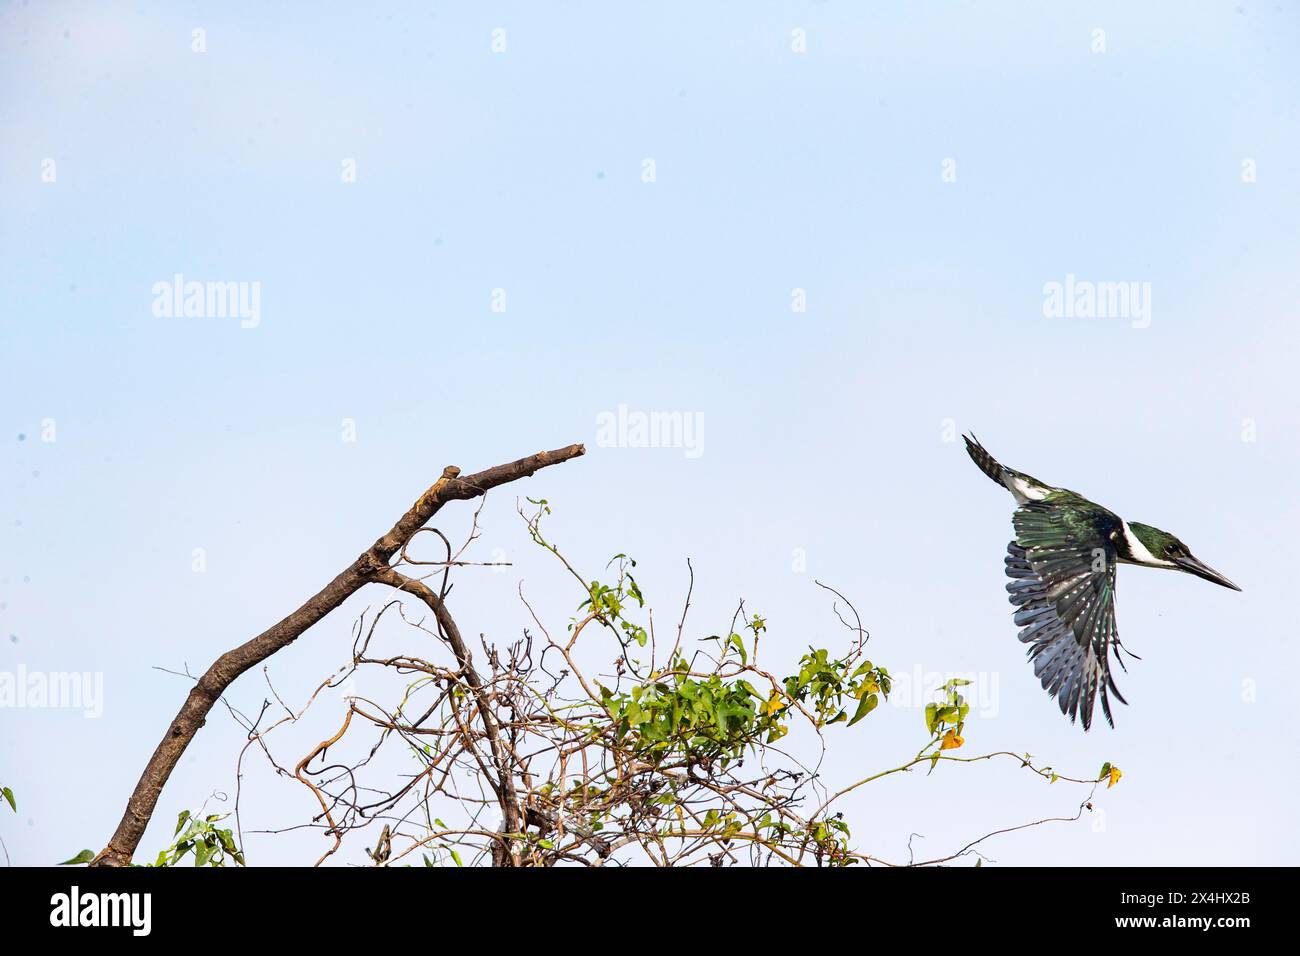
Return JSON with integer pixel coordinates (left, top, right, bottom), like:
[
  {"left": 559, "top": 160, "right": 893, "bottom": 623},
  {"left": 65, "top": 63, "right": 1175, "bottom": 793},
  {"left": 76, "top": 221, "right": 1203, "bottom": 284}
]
[{"left": 1175, "top": 554, "right": 1242, "bottom": 591}]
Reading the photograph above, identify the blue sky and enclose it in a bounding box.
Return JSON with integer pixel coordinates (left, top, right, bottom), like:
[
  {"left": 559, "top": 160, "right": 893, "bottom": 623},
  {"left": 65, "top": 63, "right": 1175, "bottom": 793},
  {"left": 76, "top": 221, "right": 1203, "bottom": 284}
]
[{"left": 2, "top": 1, "right": 1297, "bottom": 866}]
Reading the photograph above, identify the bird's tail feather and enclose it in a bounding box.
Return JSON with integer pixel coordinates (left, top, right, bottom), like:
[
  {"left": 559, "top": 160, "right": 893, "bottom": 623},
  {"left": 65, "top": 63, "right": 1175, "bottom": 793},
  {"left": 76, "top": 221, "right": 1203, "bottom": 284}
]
[{"left": 962, "top": 434, "right": 1006, "bottom": 487}]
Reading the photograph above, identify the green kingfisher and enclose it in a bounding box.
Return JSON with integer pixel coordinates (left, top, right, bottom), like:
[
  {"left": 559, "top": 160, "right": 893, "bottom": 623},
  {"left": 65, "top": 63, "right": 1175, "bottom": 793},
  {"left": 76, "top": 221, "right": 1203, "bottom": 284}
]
[{"left": 964, "top": 435, "right": 1240, "bottom": 730}]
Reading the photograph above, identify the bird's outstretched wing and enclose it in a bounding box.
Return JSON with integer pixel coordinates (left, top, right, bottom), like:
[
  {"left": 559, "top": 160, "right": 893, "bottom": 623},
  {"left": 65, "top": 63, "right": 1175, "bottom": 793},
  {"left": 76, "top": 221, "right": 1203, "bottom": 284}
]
[{"left": 1006, "top": 499, "right": 1128, "bottom": 730}]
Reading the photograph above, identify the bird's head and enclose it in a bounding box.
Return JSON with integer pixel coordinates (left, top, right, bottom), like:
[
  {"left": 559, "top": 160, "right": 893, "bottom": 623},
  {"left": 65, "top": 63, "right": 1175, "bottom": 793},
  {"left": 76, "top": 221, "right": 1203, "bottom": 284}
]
[{"left": 1127, "top": 522, "right": 1242, "bottom": 591}]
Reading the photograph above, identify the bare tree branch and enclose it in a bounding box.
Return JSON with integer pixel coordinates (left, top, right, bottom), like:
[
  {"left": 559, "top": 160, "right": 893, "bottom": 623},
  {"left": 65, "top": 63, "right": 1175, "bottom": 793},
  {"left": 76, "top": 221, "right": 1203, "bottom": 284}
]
[{"left": 90, "top": 443, "right": 585, "bottom": 867}]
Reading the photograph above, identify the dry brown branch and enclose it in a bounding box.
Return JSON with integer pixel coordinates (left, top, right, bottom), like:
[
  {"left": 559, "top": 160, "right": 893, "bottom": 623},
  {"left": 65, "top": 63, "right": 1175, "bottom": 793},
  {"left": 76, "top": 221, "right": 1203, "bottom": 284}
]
[{"left": 90, "top": 443, "right": 585, "bottom": 867}]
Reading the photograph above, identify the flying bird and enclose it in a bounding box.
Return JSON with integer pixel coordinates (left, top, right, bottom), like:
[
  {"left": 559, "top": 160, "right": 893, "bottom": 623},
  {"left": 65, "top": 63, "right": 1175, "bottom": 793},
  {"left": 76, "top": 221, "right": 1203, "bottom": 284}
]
[{"left": 964, "top": 434, "right": 1240, "bottom": 730}]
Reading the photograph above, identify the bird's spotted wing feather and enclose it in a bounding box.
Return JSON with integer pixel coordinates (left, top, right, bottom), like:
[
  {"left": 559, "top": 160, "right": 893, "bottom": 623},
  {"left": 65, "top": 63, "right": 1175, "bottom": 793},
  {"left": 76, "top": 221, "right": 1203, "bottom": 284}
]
[{"left": 1006, "top": 499, "right": 1127, "bottom": 730}]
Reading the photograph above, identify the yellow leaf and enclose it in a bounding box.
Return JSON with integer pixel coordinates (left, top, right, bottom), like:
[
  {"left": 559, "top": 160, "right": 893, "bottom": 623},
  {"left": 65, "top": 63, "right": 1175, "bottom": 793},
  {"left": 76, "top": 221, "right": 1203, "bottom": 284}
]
[
  {"left": 764, "top": 691, "right": 783, "bottom": 716},
  {"left": 1106, "top": 766, "right": 1122, "bottom": 788},
  {"left": 940, "top": 730, "right": 964, "bottom": 750}
]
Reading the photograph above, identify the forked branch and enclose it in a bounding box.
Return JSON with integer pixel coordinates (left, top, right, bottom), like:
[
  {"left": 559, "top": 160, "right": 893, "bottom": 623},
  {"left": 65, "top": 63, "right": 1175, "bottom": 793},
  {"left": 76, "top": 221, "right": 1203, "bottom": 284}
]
[{"left": 90, "top": 443, "right": 585, "bottom": 867}]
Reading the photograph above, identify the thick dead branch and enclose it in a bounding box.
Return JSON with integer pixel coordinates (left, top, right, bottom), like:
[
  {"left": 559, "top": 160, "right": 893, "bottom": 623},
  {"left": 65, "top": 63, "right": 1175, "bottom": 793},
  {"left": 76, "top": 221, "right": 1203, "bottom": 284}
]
[{"left": 91, "top": 443, "right": 585, "bottom": 867}]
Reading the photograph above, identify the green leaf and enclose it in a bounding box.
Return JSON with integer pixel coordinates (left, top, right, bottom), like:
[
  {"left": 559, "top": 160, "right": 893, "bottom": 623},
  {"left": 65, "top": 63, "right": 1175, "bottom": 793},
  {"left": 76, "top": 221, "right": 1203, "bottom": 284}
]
[
  {"left": 848, "top": 692, "right": 879, "bottom": 726},
  {"left": 727, "top": 633, "right": 748, "bottom": 664},
  {"left": 175, "top": 809, "right": 191, "bottom": 836},
  {"left": 1, "top": 786, "right": 14, "bottom": 812},
  {"left": 217, "top": 829, "right": 239, "bottom": 855},
  {"left": 59, "top": 849, "right": 95, "bottom": 866}
]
